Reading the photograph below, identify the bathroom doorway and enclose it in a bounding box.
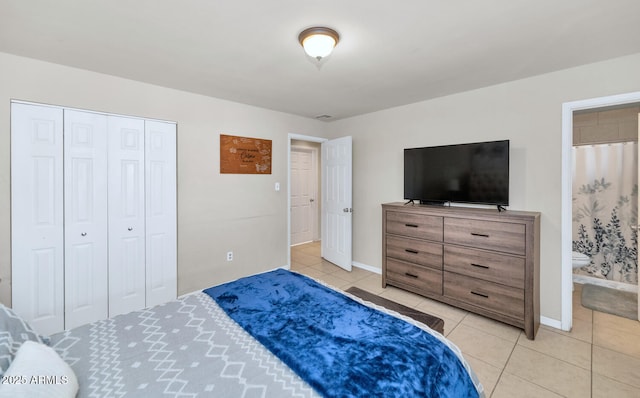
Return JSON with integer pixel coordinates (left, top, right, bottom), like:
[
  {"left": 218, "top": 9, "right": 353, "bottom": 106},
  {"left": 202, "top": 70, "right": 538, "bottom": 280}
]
[
  {"left": 571, "top": 105, "right": 639, "bottom": 291},
  {"left": 562, "top": 92, "right": 640, "bottom": 331}
]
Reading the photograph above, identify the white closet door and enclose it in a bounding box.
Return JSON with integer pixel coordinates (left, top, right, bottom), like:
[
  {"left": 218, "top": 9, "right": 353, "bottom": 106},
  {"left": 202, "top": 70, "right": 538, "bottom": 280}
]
[
  {"left": 64, "top": 110, "right": 108, "bottom": 329},
  {"left": 108, "top": 116, "right": 146, "bottom": 317},
  {"left": 11, "top": 103, "right": 64, "bottom": 335},
  {"left": 145, "top": 121, "right": 177, "bottom": 307}
]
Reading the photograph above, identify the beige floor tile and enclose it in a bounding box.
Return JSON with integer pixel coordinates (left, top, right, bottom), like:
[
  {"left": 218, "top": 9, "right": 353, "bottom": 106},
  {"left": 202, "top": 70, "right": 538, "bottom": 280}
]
[
  {"left": 440, "top": 315, "right": 461, "bottom": 337},
  {"left": 351, "top": 274, "right": 385, "bottom": 294},
  {"left": 463, "top": 355, "right": 502, "bottom": 397},
  {"left": 460, "top": 313, "right": 521, "bottom": 343},
  {"left": 593, "top": 323, "right": 640, "bottom": 358},
  {"left": 504, "top": 346, "right": 590, "bottom": 398},
  {"left": 378, "top": 286, "right": 425, "bottom": 308},
  {"left": 541, "top": 317, "right": 592, "bottom": 344},
  {"left": 295, "top": 266, "right": 326, "bottom": 280},
  {"left": 446, "top": 324, "right": 515, "bottom": 368},
  {"left": 517, "top": 328, "right": 591, "bottom": 370},
  {"left": 308, "top": 259, "right": 343, "bottom": 274},
  {"left": 491, "top": 373, "right": 564, "bottom": 398},
  {"left": 592, "top": 345, "right": 640, "bottom": 388},
  {"left": 573, "top": 302, "right": 594, "bottom": 323},
  {"left": 330, "top": 266, "right": 372, "bottom": 283},
  {"left": 295, "top": 242, "right": 321, "bottom": 257},
  {"left": 593, "top": 311, "right": 640, "bottom": 336},
  {"left": 313, "top": 273, "right": 352, "bottom": 290},
  {"left": 592, "top": 373, "right": 640, "bottom": 398},
  {"left": 414, "top": 297, "right": 469, "bottom": 323},
  {"left": 291, "top": 251, "right": 323, "bottom": 267}
]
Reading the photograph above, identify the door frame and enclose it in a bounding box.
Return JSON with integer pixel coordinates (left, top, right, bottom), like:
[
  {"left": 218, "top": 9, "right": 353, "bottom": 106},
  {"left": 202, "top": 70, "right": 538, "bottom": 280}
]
[
  {"left": 290, "top": 144, "right": 319, "bottom": 245},
  {"left": 561, "top": 91, "right": 640, "bottom": 331},
  {"left": 287, "top": 134, "right": 327, "bottom": 268}
]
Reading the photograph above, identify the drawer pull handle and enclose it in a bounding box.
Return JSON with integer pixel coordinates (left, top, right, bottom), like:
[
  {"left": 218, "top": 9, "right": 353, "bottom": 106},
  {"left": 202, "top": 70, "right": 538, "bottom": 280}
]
[
  {"left": 470, "top": 232, "right": 490, "bottom": 238},
  {"left": 470, "top": 291, "right": 489, "bottom": 298},
  {"left": 471, "top": 263, "right": 489, "bottom": 269},
  {"left": 405, "top": 223, "right": 419, "bottom": 228},
  {"left": 405, "top": 272, "right": 419, "bottom": 279},
  {"left": 405, "top": 249, "right": 419, "bottom": 254}
]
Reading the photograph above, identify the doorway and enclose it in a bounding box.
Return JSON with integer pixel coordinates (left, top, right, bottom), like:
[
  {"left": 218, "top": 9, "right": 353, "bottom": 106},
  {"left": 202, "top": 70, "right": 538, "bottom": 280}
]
[
  {"left": 286, "top": 134, "right": 353, "bottom": 272},
  {"left": 287, "top": 134, "right": 326, "bottom": 269},
  {"left": 561, "top": 91, "right": 640, "bottom": 331},
  {"left": 290, "top": 142, "right": 320, "bottom": 246}
]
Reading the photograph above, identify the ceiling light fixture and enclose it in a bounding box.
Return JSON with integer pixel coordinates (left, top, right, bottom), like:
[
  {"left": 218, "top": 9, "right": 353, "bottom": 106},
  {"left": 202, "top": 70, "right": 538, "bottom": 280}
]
[{"left": 298, "top": 27, "right": 340, "bottom": 65}]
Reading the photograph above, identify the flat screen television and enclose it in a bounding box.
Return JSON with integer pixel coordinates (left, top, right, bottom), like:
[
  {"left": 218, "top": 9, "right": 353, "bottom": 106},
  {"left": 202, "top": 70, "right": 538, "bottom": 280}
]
[{"left": 404, "top": 140, "right": 509, "bottom": 206}]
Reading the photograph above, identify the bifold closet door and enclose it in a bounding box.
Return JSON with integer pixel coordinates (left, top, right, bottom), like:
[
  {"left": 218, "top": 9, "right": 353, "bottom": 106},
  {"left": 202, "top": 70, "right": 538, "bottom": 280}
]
[
  {"left": 11, "top": 103, "right": 64, "bottom": 335},
  {"left": 108, "top": 116, "right": 146, "bottom": 318},
  {"left": 145, "top": 121, "right": 177, "bottom": 307},
  {"left": 63, "top": 110, "right": 108, "bottom": 329}
]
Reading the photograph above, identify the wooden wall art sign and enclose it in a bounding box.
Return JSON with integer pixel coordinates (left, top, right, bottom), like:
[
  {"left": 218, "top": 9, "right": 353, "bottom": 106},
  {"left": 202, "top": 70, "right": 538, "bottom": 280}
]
[{"left": 220, "top": 134, "right": 272, "bottom": 174}]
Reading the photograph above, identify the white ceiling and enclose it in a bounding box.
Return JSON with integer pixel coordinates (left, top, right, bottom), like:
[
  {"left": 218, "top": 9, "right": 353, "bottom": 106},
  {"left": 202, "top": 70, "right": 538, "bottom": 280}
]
[{"left": 2, "top": 0, "right": 640, "bottom": 121}]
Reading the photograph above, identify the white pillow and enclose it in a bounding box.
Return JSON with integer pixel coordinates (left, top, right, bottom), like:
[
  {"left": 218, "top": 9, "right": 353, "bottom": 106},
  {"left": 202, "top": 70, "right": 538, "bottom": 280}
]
[{"left": 0, "top": 341, "right": 78, "bottom": 398}]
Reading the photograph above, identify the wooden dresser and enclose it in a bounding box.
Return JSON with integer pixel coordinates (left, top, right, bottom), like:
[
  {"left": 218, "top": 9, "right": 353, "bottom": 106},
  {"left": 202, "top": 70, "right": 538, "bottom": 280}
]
[{"left": 382, "top": 202, "right": 540, "bottom": 339}]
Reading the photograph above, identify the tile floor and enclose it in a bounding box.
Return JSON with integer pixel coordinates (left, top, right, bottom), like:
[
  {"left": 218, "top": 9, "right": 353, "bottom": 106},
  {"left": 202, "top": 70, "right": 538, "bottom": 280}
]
[{"left": 291, "top": 241, "right": 640, "bottom": 398}]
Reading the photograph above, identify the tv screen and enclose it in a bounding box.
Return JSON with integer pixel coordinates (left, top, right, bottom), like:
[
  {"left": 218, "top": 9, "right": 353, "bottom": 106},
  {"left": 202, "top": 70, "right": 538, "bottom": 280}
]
[{"left": 404, "top": 140, "right": 509, "bottom": 206}]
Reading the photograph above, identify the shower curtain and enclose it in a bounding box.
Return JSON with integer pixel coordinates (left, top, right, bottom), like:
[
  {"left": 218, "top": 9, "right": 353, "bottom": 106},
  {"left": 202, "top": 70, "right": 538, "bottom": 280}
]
[{"left": 572, "top": 142, "right": 638, "bottom": 285}]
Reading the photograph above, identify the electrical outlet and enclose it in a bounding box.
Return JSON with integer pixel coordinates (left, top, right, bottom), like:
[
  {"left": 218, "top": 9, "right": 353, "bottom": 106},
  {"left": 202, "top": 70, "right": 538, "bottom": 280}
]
[{"left": 226, "top": 251, "right": 233, "bottom": 261}]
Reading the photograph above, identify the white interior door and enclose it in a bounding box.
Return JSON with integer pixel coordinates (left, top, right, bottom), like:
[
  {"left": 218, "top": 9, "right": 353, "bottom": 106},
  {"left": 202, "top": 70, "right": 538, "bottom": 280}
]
[
  {"left": 108, "top": 116, "right": 146, "bottom": 317},
  {"left": 64, "top": 110, "right": 109, "bottom": 329},
  {"left": 291, "top": 147, "right": 316, "bottom": 245},
  {"left": 11, "top": 103, "right": 64, "bottom": 335},
  {"left": 144, "top": 120, "right": 177, "bottom": 307},
  {"left": 638, "top": 113, "right": 640, "bottom": 322},
  {"left": 321, "top": 136, "right": 352, "bottom": 271}
]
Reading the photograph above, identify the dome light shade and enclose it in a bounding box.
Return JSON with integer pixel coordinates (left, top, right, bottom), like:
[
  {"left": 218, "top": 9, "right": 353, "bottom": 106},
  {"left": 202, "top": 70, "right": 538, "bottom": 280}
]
[{"left": 298, "top": 27, "right": 340, "bottom": 61}]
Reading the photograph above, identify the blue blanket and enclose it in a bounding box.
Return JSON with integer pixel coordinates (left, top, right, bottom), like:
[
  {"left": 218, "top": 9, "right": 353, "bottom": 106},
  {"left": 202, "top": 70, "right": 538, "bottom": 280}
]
[{"left": 204, "top": 269, "right": 479, "bottom": 398}]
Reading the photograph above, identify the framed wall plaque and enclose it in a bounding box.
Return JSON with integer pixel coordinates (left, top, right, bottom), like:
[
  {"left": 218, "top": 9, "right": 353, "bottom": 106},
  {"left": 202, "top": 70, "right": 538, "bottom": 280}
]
[{"left": 220, "top": 134, "right": 272, "bottom": 174}]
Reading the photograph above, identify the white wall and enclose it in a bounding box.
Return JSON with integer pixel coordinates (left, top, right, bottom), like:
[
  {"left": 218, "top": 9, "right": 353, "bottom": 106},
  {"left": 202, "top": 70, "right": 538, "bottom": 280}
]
[
  {"left": 327, "top": 52, "right": 640, "bottom": 322},
  {"left": 0, "top": 52, "right": 328, "bottom": 305}
]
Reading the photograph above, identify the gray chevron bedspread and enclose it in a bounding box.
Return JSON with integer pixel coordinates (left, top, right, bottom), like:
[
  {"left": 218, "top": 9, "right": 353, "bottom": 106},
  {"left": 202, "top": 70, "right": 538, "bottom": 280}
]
[
  {"left": 48, "top": 273, "right": 483, "bottom": 398},
  {"left": 49, "top": 291, "right": 320, "bottom": 398}
]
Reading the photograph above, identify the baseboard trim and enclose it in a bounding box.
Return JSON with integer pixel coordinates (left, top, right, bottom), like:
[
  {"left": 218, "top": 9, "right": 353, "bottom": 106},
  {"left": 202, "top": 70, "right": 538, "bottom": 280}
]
[
  {"left": 352, "top": 261, "right": 381, "bottom": 275},
  {"left": 540, "top": 316, "right": 563, "bottom": 330}
]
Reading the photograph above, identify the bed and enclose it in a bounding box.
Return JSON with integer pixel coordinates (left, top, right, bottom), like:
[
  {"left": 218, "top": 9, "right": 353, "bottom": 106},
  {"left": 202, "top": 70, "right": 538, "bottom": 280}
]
[{"left": 1, "top": 269, "right": 484, "bottom": 398}]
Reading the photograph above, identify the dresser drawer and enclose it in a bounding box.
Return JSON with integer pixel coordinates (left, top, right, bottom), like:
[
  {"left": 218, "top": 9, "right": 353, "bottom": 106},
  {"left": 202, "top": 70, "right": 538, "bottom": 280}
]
[
  {"left": 444, "top": 246, "right": 524, "bottom": 288},
  {"left": 386, "top": 235, "right": 442, "bottom": 270},
  {"left": 444, "top": 272, "right": 524, "bottom": 320},
  {"left": 386, "top": 211, "right": 443, "bottom": 241},
  {"left": 386, "top": 258, "right": 442, "bottom": 296},
  {"left": 444, "top": 218, "right": 525, "bottom": 255}
]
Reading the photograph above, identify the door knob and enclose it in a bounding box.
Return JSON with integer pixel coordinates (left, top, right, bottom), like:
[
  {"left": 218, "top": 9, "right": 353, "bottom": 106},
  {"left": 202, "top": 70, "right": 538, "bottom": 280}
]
[
  {"left": 81, "top": 232, "right": 87, "bottom": 236},
  {"left": 128, "top": 227, "right": 133, "bottom": 231},
  {"left": 310, "top": 198, "right": 315, "bottom": 203}
]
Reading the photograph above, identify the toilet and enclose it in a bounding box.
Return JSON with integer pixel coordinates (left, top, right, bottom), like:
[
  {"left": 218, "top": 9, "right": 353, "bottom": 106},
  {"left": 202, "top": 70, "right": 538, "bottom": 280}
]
[
  {"left": 571, "top": 251, "right": 591, "bottom": 290},
  {"left": 572, "top": 251, "right": 591, "bottom": 269}
]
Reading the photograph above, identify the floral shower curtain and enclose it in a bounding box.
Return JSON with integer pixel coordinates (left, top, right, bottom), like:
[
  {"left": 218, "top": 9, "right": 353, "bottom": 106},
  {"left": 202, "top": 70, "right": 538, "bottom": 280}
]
[{"left": 572, "top": 142, "right": 638, "bottom": 285}]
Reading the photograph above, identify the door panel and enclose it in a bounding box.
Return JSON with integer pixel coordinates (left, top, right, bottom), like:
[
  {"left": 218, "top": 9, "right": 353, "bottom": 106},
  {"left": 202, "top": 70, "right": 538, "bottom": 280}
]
[
  {"left": 108, "top": 116, "right": 146, "bottom": 317},
  {"left": 11, "top": 103, "right": 64, "bottom": 335},
  {"left": 321, "top": 136, "right": 352, "bottom": 271},
  {"left": 64, "top": 110, "right": 108, "bottom": 329},
  {"left": 144, "top": 121, "right": 177, "bottom": 307}
]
